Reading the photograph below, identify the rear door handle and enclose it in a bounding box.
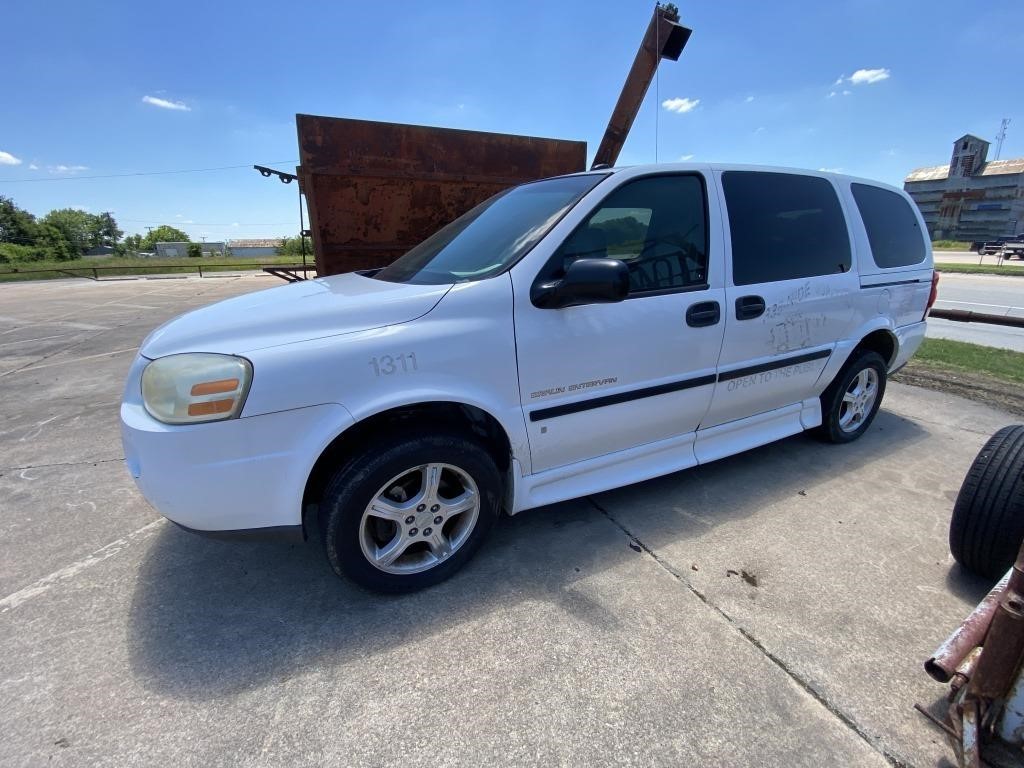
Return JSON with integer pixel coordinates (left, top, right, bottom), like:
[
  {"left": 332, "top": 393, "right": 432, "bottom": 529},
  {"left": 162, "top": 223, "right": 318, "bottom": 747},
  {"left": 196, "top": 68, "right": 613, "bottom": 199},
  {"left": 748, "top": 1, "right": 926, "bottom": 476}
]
[
  {"left": 735, "top": 295, "right": 766, "bottom": 320},
  {"left": 686, "top": 300, "right": 721, "bottom": 328}
]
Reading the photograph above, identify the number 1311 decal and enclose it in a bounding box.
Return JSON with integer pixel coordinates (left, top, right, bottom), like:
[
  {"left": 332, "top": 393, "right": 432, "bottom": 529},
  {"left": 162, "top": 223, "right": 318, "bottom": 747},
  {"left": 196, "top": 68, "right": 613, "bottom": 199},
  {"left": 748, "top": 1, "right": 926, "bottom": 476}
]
[{"left": 369, "top": 353, "right": 418, "bottom": 377}]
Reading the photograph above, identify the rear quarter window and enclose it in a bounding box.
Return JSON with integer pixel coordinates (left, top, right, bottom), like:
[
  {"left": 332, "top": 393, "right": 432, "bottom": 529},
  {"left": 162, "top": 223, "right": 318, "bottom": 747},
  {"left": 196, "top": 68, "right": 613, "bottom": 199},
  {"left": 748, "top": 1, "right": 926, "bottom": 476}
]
[
  {"left": 722, "top": 171, "right": 851, "bottom": 286},
  {"left": 850, "top": 183, "right": 927, "bottom": 268}
]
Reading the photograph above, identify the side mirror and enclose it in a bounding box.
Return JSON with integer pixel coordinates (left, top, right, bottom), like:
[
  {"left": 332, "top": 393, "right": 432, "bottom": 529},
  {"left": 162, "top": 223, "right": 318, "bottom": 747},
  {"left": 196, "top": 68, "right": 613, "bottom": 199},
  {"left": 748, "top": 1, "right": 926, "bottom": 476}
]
[{"left": 531, "top": 258, "right": 630, "bottom": 309}]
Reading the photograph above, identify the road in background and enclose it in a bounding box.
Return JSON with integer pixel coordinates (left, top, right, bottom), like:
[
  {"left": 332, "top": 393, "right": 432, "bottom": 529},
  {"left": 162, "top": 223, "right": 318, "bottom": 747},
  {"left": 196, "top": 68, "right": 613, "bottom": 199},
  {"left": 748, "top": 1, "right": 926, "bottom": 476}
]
[
  {"left": 933, "top": 250, "right": 1024, "bottom": 267},
  {"left": 929, "top": 272, "right": 1024, "bottom": 351}
]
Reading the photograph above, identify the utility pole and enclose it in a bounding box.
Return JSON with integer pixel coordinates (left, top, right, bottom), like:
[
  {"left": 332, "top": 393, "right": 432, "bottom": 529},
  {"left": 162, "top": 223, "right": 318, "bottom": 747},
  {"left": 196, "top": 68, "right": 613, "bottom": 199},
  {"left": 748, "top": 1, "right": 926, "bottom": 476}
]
[{"left": 995, "top": 118, "right": 1010, "bottom": 160}]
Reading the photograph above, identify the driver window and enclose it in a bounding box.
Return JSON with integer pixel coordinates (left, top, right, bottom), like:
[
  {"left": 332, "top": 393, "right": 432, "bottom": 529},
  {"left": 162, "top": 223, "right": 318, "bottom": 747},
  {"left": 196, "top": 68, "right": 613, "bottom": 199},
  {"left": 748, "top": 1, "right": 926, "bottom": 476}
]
[{"left": 551, "top": 174, "right": 708, "bottom": 295}]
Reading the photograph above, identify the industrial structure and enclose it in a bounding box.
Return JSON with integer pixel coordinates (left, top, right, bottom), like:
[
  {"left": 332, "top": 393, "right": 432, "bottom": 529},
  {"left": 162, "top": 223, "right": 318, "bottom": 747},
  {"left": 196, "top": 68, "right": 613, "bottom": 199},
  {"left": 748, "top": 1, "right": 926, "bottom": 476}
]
[{"left": 904, "top": 134, "right": 1024, "bottom": 242}]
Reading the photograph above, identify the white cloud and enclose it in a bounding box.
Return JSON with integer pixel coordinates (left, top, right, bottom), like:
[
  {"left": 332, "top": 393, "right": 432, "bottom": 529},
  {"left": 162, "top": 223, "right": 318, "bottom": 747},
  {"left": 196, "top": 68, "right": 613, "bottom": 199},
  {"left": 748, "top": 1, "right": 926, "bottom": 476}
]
[
  {"left": 231, "top": 222, "right": 240, "bottom": 227},
  {"left": 744, "top": 95, "right": 754, "bottom": 103},
  {"left": 847, "top": 68, "right": 890, "bottom": 85},
  {"left": 843, "top": 89, "right": 852, "bottom": 96},
  {"left": 662, "top": 97, "right": 700, "bottom": 114},
  {"left": 818, "top": 167, "right": 843, "bottom": 173},
  {"left": 833, "top": 76, "right": 844, "bottom": 86},
  {"left": 142, "top": 95, "right": 191, "bottom": 111},
  {"left": 0, "top": 150, "right": 22, "bottom": 166},
  {"left": 678, "top": 154, "right": 695, "bottom": 161},
  {"left": 753, "top": 126, "right": 765, "bottom": 134},
  {"left": 28, "top": 163, "right": 39, "bottom": 170},
  {"left": 827, "top": 91, "right": 837, "bottom": 98},
  {"left": 49, "top": 164, "right": 88, "bottom": 174}
]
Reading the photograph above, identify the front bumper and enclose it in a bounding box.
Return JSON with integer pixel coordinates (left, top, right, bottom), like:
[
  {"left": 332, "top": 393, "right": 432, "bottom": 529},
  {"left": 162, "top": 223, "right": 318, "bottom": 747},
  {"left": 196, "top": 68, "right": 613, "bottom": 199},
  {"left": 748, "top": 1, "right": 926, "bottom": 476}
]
[{"left": 121, "top": 367, "right": 353, "bottom": 534}]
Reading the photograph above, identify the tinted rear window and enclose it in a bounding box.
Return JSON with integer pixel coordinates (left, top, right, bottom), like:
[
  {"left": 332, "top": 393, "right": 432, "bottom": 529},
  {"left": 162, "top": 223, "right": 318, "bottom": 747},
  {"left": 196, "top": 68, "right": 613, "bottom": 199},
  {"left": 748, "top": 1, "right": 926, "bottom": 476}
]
[
  {"left": 722, "top": 171, "right": 851, "bottom": 286},
  {"left": 851, "top": 183, "right": 927, "bottom": 268}
]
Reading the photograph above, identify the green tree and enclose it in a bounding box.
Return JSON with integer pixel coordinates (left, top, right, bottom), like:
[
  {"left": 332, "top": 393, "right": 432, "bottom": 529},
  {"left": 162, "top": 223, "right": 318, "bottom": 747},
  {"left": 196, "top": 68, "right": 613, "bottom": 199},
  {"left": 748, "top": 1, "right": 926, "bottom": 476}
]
[
  {"left": 277, "top": 235, "right": 310, "bottom": 260},
  {"left": 140, "top": 225, "right": 190, "bottom": 251},
  {"left": 90, "top": 211, "right": 123, "bottom": 247},
  {"left": 0, "top": 196, "right": 39, "bottom": 245},
  {"left": 36, "top": 223, "right": 76, "bottom": 261},
  {"left": 42, "top": 208, "right": 94, "bottom": 255}
]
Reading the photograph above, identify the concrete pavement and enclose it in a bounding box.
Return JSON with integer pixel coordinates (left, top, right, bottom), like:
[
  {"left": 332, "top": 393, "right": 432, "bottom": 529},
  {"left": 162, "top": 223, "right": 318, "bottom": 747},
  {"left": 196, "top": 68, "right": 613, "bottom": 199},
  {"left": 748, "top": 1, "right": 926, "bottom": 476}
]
[{"left": 1, "top": 275, "right": 1021, "bottom": 766}]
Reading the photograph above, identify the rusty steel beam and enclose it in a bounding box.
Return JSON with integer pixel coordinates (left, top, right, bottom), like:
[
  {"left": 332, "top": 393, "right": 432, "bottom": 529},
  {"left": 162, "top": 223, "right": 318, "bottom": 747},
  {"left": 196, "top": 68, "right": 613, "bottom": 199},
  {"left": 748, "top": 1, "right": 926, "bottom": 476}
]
[
  {"left": 968, "top": 546, "right": 1024, "bottom": 701},
  {"left": 591, "top": 5, "right": 692, "bottom": 170},
  {"left": 929, "top": 307, "right": 1024, "bottom": 329},
  {"left": 296, "top": 115, "right": 586, "bottom": 276},
  {"left": 927, "top": 571, "right": 1011, "bottom": 682}
]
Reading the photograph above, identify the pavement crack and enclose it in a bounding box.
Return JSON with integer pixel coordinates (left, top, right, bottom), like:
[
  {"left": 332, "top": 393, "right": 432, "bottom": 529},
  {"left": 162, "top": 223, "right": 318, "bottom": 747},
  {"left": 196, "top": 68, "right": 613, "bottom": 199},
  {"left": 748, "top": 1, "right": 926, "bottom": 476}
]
[
  {"left": 587, "top": 496, "right": 910, "bottom": 768},
  {"left": 1, "top": 457, "right": 124, "bottom": 473}
]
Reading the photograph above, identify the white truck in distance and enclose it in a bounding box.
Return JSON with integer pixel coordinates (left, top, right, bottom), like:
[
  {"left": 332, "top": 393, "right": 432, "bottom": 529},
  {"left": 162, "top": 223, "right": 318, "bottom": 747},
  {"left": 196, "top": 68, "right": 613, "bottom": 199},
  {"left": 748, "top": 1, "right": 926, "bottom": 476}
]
[{"left": 121, "top": 164, "right": 937, "bottom": 591}]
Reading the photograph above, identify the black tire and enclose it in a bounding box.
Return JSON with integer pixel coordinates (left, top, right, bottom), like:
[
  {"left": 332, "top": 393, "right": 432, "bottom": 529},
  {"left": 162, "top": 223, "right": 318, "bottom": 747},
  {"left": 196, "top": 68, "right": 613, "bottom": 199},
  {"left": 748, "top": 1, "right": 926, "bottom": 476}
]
[
  {"left": 949, "top": 425, "right": 1024, "bottom": 580},
  {"left": 816, "top": 350, "right": 887, "bottom": 444},
  {"left": 321, "top": 432, "right": 502, "bottom": 593}
]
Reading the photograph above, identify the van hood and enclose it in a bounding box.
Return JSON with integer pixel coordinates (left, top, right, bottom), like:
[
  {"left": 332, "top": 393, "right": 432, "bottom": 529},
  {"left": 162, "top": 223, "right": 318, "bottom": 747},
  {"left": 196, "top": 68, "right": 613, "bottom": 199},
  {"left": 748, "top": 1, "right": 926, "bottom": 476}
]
[{"left": 140, "top": 273, "right": 452, "bottom": 358}]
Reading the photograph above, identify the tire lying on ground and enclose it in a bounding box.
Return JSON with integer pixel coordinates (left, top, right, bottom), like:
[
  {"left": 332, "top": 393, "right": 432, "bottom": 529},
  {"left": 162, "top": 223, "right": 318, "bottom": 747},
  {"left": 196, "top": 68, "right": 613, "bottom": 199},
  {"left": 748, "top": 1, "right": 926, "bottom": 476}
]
[{"left": 950, "top": 425, "right": 1024, "bottom": 580}]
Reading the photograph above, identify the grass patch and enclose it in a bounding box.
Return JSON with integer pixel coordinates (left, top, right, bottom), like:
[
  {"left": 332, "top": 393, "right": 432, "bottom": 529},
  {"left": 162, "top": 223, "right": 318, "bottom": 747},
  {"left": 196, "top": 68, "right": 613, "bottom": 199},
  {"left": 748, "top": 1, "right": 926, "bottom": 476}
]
[
  {"left": 913, "top": 338, "right": 1024, "bottom": 385},
  {"left": 0, "top": 255, "right": 308, "bottom": 283},
  {"left": 935, "top": 263, "right": 1024, "bottom": 277},
  {"left": 932, "top": 240, "right": 972, "bottom": 250}
]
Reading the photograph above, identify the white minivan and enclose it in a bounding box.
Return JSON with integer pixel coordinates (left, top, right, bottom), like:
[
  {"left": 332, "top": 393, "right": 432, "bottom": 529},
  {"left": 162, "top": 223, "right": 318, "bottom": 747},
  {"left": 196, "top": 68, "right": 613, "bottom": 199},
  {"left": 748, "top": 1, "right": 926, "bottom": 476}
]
[{"left": 121, "top": 164, "right": 937, "bottom": 591}]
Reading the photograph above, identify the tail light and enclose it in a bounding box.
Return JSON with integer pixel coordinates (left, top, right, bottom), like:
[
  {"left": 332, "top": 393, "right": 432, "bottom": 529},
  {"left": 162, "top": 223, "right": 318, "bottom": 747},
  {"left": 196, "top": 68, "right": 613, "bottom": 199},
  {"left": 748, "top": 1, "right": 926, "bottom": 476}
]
[{"left": 925, "top": 270, "right": 940, "bottom": 319}]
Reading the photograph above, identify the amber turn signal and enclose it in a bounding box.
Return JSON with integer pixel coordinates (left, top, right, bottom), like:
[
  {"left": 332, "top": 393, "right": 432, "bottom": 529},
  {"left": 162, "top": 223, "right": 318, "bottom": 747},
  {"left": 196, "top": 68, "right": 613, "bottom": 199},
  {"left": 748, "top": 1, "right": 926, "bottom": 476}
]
[
  {"left": 190, "top": 378, "right": 240, "bottom": 396},
  {"left": 187, "top": 399, "right": 236, "bottom": 417}
]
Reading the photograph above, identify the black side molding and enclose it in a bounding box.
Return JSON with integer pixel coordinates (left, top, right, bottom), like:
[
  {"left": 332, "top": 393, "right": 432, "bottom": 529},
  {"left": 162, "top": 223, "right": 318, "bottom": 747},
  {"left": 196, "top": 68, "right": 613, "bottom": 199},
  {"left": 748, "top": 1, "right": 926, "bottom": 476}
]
[
  {"left": 860, "top": 279, "right": 926, "bottom": 289},
  {"left": 528, "top": 348, "right": 833, "bottom": 422},
  {"left": 530, "top": 374, "right": 717, "bottom": 422}
]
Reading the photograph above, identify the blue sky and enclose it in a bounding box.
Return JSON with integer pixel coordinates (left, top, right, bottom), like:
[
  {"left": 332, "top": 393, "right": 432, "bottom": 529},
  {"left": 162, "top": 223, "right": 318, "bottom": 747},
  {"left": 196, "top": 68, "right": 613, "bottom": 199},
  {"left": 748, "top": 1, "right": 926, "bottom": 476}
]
[{"left": 1, "top": 0, "right": 1021, "bottom": 241}]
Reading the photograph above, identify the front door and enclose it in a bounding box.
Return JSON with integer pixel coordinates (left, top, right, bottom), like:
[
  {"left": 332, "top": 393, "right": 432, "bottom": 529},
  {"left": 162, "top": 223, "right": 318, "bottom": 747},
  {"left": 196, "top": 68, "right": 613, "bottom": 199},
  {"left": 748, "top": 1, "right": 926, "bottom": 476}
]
[
  {"left": 701, "top": 170, "right": 857, "bottom": 428},
  {"left": 512, "top": 173, "right": 726, "bottom": 473}
]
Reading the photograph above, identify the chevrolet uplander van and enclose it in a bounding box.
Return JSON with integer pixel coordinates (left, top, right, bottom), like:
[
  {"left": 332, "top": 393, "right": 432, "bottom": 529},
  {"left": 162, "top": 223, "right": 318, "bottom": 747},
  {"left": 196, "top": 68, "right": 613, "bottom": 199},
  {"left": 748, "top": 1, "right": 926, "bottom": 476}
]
[{"left": 121, "top": 164, "right": 937, "bottom": 591}]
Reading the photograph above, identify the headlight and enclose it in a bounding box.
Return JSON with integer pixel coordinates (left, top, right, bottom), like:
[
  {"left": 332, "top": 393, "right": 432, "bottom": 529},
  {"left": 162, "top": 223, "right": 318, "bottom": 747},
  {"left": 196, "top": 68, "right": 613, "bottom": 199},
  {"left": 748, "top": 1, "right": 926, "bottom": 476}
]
[{"left": 141, "top": 353, "right": 253, "bottom": 425}]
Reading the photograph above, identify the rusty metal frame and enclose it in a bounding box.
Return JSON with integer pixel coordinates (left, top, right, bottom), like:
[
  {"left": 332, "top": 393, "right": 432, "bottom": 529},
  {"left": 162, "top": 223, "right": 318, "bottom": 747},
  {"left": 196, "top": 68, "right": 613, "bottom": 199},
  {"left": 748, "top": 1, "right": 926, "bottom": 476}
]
[
  {"left": 296, "top": 115, "right": 586, "bottom": 276},
  {"left": 591, "top": 5, "right": 692, "bottom": 169}
]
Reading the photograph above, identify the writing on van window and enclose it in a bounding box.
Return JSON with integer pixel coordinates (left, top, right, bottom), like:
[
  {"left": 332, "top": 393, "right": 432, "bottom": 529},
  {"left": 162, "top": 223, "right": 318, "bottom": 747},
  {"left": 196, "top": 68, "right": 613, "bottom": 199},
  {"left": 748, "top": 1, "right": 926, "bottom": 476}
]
[{"left": 369, "top": 352, "right": 418, "bottom": 377}]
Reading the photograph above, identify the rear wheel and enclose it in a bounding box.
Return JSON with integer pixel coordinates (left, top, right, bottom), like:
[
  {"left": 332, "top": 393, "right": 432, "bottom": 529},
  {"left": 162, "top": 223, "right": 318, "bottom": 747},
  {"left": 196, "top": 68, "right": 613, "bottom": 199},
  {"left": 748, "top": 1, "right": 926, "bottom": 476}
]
[
  {"left": 950, "top": 425, "right": 1024, "bottom": 580},
  {"left": 321, "top": 432, "right": 502, "bottom": 592},
  {"left": 816, "top": 351, "right": 887, "bottom": 443}
]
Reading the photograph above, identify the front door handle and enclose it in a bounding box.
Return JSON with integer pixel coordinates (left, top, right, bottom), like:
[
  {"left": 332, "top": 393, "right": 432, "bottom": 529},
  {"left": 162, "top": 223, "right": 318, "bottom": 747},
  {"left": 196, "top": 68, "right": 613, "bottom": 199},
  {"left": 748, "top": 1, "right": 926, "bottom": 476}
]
[
  {"left": 735, "top": 295, "right": 766, "bottom": 320},
  {"left": 686, "top": 300, "right": 721, "bottom": 328}
]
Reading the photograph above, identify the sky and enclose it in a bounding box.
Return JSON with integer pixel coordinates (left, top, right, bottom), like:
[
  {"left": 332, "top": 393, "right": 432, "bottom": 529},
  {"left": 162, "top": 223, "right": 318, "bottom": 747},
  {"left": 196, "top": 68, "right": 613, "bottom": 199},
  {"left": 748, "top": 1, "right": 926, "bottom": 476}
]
[{"left": 1, "top": 0, "right": 1022, "bottom": 242}]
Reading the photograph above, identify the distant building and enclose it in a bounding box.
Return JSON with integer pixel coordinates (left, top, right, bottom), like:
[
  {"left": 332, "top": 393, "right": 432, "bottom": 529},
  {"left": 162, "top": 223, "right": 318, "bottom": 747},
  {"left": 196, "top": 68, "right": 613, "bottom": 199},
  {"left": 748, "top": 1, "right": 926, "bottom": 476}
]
[
  {"left": 83, "top": 245, "right": 115, "bottom": 259},
  {"left": 154, "top": 241, "right": 226, "bottom": 258},
  {"left": 227, "top": 238, "right": 284, "bottom": 258},
  {"left": 904, "top": 134, "right": 1024, "bottom": 242}
]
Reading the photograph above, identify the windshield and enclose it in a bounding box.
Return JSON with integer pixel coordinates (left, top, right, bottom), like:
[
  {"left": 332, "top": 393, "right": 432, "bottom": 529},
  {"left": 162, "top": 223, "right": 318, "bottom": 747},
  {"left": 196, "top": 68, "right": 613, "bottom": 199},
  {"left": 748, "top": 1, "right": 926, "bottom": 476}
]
[{"left": 374, "top": 174, "right": 607, "bottom": 284}]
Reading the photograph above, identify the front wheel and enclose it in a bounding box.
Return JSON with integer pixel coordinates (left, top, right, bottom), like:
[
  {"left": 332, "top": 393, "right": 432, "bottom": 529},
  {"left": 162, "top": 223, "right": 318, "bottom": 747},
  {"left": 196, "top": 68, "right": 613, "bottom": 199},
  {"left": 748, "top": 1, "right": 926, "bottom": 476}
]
[
  {"left": 321, "top": 432, "right": 502, "bottom": 593},
  {"left": 816, "top": 351, "right": 887, "bottom": 443}
]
